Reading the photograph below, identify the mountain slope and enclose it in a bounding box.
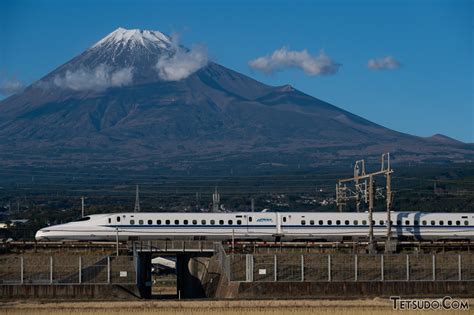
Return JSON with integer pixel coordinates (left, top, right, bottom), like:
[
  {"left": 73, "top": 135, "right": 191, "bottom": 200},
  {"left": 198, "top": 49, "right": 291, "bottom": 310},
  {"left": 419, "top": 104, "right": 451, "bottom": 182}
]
[{"left": 0, "top": 28, "right": 471, "bottom": 171}]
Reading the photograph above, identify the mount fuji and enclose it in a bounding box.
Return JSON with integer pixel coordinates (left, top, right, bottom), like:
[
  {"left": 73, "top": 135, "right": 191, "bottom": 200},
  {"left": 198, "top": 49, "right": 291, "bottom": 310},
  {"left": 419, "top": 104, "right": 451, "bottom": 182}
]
[{"left": 0, "top": 27, "right": 471, "bottom": 172}]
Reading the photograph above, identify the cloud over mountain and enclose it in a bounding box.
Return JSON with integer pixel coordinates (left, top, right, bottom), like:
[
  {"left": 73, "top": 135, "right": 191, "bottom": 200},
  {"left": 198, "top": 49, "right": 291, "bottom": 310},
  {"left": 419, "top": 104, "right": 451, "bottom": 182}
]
[
  {"left": 0, "top": 77, "right": 24, "bottom": 96},
  {"left": 368, "top": 56, "right": 401, "bottom": 70},
  {"left": 249, "top": 47, "right": 341, "bottom": 76},
  {"left": 52, "top": 64, "right": 134, "bottom": 91},
  {"left": 155, "top": 35, "right": 208, "bottom": 81}
]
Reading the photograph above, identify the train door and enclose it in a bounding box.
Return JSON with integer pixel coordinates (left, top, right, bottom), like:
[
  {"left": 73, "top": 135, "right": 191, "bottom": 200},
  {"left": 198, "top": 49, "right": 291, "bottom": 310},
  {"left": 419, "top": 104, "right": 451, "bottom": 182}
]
[{"left": 280, "top": 214, "right": 290, "bottom": 235}]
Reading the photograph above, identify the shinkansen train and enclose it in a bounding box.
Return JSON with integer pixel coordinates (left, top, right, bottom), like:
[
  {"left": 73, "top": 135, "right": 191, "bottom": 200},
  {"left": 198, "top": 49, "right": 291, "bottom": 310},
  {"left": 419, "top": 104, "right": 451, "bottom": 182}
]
[{"left": 35, "top": 211, "right": 474, "bottom": 242}]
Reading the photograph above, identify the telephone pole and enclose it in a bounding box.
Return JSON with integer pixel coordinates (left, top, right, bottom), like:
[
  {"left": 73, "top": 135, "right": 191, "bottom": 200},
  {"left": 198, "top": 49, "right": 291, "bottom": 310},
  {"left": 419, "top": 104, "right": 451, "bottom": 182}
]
[{"left": 81, "top": 196, "right": 85, "bottom": 217}]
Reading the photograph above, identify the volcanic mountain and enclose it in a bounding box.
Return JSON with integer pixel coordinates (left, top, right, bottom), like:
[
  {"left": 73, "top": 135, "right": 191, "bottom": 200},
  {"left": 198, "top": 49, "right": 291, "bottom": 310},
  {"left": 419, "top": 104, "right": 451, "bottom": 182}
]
[{"left": 0, "top": 28, "right": 471, "bottom": 172}]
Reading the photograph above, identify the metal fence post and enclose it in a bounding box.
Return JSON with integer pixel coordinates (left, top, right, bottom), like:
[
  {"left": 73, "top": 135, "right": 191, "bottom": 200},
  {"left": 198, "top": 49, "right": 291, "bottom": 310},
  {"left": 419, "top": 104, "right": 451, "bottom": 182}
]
[
  {"left": 432, "top": 254, "right": 436, "bottom": 281},
  {"left": 354, "top": 254, "right": 358, "bottom": 281},
  {"left": 328, "top": 254, "right": 331, "bottom": 282},
  {"left": 246, "top": 254, "right": 253, "bottom": 282},
  {"left": 301, "top": 255, "right": 304, "bottom": 282},
  {"left": 107, "top": 256, "right": 111, "bottom": 284},
  {"left": 20, "top": 256, "right": 24, "bottom": 284},
  {"left": 381, "top": 255, "right": 384, "bottom": 281},
  {"left": 78, "top": 256, "right": 82, "bottom": 284},
  {"left": 50, "top": 256, "right": 53, "bottom": 284},
  {"left": 406, "top": 255, "right": 410, "bottom": 281},
  {"left": 274, "top": 255, "right": 277, "bottom": 282},
  {"left": 458, "top": 254, "right": 462, "bottom": 281}
]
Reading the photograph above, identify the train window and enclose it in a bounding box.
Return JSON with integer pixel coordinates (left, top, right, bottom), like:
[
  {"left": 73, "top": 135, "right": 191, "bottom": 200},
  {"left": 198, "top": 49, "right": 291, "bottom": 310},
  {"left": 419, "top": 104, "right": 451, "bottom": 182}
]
[
  {"left": 362, "top": 220, "right": 367, "bottom": 225},
  {"left": 414, "top": 220, "right": 419, "bottom": 226},
  {"left": 210, "top": 220, "right": 215, "bottom": 225},
  {"left": 139, "top": 220, "right": 144, "bottom": 225},
  {"left": 283, "top": 217, "right": 287, "bottom": 222},
  {"left": 249, "top": 217, "right": 253, "bottom": 222},
  {"left": 439, "top": 221, "right": 444, "bottom": 226},
  {"left": 353, "top": 220, "right": 358, "bottom": 225},
  {"left": 237, "top": 220, "right": 242, "bottom": 225},
  {"left": 192, "top": 220, "right": 197, "bottom": 225},
  {"left": 201, "top": 220, "right": 206, "bottom": 225},
  {"left": 228, "top": 220, "right": 233, "bottom": 225},
  {"left": 405, "top": 220, "right": 410, "bottom": 225},
  {"left": 117, "top": 217, "right": 121, "bottom": 222},
  {"left": 310, "top": 220, "right": 315, "bottom": 225},
  {"left": 319, "top": 220, "right": 324, "bottom": 225},
  {"left": 148, "top": 220, "right": 152, "bottom": 225},
  {"left": 422, "top": 220, "right": 427, "bottom": 225},
  {"left": 396, "top": 220, "right": 401, "bottom": 226},
  {"left": 108, "top": 218, "right": 111, "bottom": 224},
  {"left": 130, "top": 220, "right": 135, "bottom": 225},
  {"left": 336, "top": 220, "right": 341, "bottom": 225},
  {"left": 447, "top": 221, "right": 452, "bottom": 226},
  {"left": 379, "top": 220, "right": 384, "bottom": 225},
  {"left": 166, "top": 220, "right": 170, "bottom": 225},
  {"left": 175, "top": 220, "right": 179, "bottom": 225},
  {"left": 431, "top": 220, "right": 435, "bottom": 225},
  {"left": 455, "top": 221, "right": 460, "bottom": 226},
  {"left": 184, "top": 220, "right": 188, "bottom": 225},
  {"left": 464, "top": 221, "right": 469, "bottom": 225},
  {"left": 219, "top": 220, "right": 224, "bottom": 225},
  {"left": 157, "top": 220, "right": 161, "bottom": 225},
  {"left": 301, "top": 220, "right": 306, "bottom": 225},
  {"left": 345, "top": 220, "right": 349, "bottom": 225},
  {"left": 327, "top": 220, "right": 332, "bottom": 225}
]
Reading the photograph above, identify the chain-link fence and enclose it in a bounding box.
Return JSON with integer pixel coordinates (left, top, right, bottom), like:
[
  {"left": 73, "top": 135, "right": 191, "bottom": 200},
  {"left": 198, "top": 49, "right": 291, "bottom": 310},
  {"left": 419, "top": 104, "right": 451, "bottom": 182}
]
[
  {"left": 226, "top": 253, "right": 474, "bottom": 282},
  {"left": 0, "top": 255, "right": 136, "bottom": 285}
]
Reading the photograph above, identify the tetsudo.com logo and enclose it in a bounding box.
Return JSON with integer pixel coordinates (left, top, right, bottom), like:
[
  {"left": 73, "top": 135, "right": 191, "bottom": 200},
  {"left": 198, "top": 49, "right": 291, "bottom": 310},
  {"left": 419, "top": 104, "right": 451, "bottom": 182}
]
[{"left": 390, "top": 296, "right": 469, "bottom": 311}]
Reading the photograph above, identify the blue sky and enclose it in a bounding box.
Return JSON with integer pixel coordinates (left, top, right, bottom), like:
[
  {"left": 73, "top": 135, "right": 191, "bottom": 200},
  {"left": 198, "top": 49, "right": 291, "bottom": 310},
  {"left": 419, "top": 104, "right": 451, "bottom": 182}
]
[{"left": 1, "top": 0, "right": 472, "bottom": 142}]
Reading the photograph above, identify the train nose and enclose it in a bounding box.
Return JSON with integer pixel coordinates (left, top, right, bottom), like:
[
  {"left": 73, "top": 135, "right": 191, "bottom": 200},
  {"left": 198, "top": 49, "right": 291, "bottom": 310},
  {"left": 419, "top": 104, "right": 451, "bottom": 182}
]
[{"left": 35, "top": 229, "right": 48, "bottom": 241}]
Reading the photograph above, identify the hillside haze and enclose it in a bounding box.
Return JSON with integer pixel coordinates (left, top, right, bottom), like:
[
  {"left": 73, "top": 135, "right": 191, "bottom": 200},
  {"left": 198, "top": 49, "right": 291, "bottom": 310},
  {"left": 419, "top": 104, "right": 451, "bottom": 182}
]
[{"left": 0, "top": 28, "right": 472, "bottom": 172}]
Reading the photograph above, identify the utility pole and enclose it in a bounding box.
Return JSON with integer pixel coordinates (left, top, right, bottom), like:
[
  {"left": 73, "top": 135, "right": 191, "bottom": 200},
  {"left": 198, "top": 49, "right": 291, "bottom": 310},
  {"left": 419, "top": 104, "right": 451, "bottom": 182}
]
[
  {"left": 134, "top": 185, "right": 141, "bottom": 212},
  {"left": 81, "top": 196, "right": 85, "bottom": 217},
  {"left": 383, "top": 153, "right": 395, "bottom": 253},
  {"left": 251, "top": 197, "right": 255, "bottom": 212}
]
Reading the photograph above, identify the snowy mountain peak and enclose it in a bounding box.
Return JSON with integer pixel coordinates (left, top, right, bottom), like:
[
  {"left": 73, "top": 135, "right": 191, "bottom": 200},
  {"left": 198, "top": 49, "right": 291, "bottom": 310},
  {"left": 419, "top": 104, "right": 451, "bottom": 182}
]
[{"left": 91, "top": 27, "right": 172, "bottom": 50}]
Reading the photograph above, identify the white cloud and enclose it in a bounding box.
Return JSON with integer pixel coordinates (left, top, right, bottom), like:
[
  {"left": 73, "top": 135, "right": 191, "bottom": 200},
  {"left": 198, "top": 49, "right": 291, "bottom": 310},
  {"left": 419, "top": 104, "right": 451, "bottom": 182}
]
[
  {"left": 0, "top": 77, "right": 24, "bottom": 96},
  {"left": 53, "top": 64, "right": 134, "bottom": 91},
  {"left": 248, "top": 47, "right": 341, "bottom": 76},
  {"left": 155, "top": 34, "right": 208, "bottom": 81},
  {"left": 368, "top": 56, "right": 401, "bottom": 70}
]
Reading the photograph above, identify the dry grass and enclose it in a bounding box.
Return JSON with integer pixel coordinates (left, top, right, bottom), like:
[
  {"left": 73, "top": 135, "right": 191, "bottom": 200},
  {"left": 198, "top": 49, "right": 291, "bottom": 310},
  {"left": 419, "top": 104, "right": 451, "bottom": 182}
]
[{"left": 1, "top": 299, "right": 472, "bottom": 315}]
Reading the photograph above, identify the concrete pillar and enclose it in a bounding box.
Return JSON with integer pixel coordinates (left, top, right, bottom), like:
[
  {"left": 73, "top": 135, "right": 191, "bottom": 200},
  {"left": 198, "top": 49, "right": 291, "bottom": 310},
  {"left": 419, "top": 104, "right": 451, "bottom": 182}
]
[{"left": 136, "top": 252, "right": 152, "bottom": 299}]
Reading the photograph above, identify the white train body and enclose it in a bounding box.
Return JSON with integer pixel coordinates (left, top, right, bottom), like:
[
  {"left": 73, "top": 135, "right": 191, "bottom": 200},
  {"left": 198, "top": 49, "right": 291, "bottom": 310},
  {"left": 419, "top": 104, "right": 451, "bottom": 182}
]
[{"left": 35, "top": 211, "right": 474, "bottom": 242}]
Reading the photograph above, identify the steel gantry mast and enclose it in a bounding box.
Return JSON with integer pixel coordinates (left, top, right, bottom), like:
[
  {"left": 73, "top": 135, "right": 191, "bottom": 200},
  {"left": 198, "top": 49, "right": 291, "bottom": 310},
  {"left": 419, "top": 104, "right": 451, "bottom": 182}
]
[{"left": 336, "top": 153, "right": 394, "bottom": 253}]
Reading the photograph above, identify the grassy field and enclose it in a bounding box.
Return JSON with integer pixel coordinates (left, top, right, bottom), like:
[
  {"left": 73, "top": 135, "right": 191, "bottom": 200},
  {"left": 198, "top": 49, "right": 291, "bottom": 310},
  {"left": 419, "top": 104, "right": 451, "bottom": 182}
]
[{"left": 0, "top": 299, "right": 472, "bottom": 315}]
